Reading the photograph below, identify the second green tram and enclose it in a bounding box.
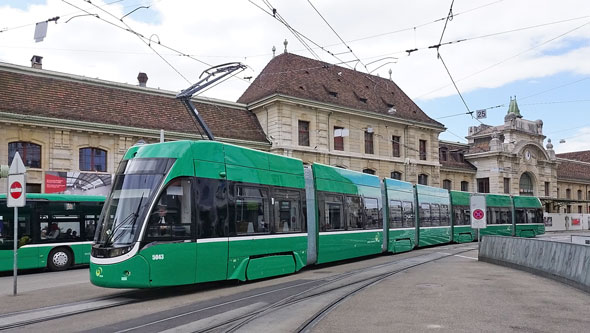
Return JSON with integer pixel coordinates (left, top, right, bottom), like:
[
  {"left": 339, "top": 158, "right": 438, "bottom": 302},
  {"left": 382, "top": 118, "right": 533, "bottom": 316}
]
[{"left": 90, "top": 140, "right": 543, "bottom": 288}]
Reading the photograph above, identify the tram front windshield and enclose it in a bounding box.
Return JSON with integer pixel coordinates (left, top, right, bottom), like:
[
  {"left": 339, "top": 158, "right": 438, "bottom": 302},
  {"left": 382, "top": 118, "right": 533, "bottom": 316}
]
[{"left": 95, "top": 158, "right": 174, "bottom": 249}]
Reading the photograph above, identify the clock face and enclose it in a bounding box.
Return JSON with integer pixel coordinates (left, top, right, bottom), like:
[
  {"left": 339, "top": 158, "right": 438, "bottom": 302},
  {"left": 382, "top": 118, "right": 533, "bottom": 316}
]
[{"left": 525, "top": 150, "right": 531, "bottom": 160}]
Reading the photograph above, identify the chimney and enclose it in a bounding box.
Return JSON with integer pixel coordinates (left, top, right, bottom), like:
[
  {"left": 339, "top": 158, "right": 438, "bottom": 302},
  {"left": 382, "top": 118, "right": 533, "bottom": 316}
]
[
  {"left": 137, "top": 72, "right": 148, "bottom": 87},
  {"left": 31, "top": 55, "right": 43, "bottom": 69}
]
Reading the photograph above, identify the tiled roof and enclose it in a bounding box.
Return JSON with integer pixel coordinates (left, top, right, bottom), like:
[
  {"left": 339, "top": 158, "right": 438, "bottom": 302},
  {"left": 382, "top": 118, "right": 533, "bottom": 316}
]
[
  {"left": 439, "top": 142, "right": 477, "bottom": 171},
  {"left": 556, "top": 151, "right": 590, "bottom": 181},
  {"left": 238, "top": 53, "right": 444, "bottom": 128},
  {"left": 0, "top": 64, "right": 268, "bottom": 143}
]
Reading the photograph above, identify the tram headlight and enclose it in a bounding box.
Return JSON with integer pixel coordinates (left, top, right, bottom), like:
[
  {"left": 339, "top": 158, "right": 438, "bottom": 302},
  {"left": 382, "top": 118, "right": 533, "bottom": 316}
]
[{"left": 110, "top": 245, "right": 134, "bottom": 257}]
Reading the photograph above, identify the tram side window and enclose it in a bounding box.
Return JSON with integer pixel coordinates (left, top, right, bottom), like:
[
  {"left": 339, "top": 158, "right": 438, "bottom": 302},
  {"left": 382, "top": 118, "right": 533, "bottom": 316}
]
[
  {"left": 235, "top": 186, "right": 270, "bottom": 235},
  {"left": 364, "top": 197, "right": 381, "bottom": 229},
  {"left": 346, "top": 196, "right": 363, "bottom": 230},
  {"left": 431, "top": 204, "right": 440, "bottom": 226},
  {"left": 273, "top": 189, "right": 304, "bottom": 233},
  {"left": 319, "top": 193, "right": 343, "bottom": 231},
  {"left": 147, "top": 178, "right": 193, "bottom": 240},
  {"left": 402, "top": 201, "right": 415, "bottom": 228},
  {"left": 499, "top": 208, "right": 512, "bottom": 224},
  {"left": 389, "top": 200, "right": 403, "bottom": 228},
  {"left": 420, "top": 203, "right": 431, "bottom": 227},
  {"left": 196, "top": 178, "right": 228, "bottom": 239},
  {"left": 440, "top": 204, "right": 450, "bottom": 226},
  {"left": 526, "top": 209, "right": 542, "bottom": 224},
  {"left": 515, "top": 208, "right": 527, "bottom": 224}
]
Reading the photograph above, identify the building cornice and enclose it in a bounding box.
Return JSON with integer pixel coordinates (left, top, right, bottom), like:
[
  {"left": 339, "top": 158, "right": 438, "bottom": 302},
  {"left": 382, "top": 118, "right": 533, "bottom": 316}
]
[
  {"left": 247, "top": 93, "right": 446, "bottom": 132},
  {"left": 0, "top": 111, "right": 270, "bottom": 149}
]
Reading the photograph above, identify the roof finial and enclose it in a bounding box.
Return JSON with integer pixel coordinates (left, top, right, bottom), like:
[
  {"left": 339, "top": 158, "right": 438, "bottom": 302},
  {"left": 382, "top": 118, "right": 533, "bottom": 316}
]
[
  {"left": 388, "top": 68, "right": 392, "bottom": 80},
  {"left": 283, "top": 39, "right": 288, "bottom": 53},
  {"left": 272, "top": 45, "right": 276, "bottom": 58},
  {"left": 507, "top": 95, "right": 522, "bottom": 118}
]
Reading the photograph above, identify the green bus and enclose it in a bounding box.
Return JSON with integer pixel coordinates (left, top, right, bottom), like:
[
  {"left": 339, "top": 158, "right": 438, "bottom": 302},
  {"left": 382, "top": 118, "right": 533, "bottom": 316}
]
[{"left": 0, "top": 194, "right": 105, "bottom": 271}]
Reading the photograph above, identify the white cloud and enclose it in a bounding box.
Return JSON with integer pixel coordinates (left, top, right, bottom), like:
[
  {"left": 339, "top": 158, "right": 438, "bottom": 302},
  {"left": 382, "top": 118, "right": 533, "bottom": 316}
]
[
  {"left": 1, "top": 0, "right": 590, "bottom": 103},
  {"left": 554, "top": 127, "right": 590, "bottom": 153}
]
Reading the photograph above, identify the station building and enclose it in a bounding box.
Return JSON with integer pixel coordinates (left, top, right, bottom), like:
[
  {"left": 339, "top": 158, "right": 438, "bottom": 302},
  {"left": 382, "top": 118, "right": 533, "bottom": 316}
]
[{"left": 1, "top": 52, "right": 590, "bottom": 216}]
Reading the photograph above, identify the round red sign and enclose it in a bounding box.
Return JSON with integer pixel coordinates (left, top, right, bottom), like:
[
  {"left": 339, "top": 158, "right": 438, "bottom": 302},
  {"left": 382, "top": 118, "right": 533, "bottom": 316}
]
[
  {"left": 10, "top": 181, "right": 23, "bottom": 199},
  {"left": 473, "top": 209, "right": 484, "bottom": 220}
]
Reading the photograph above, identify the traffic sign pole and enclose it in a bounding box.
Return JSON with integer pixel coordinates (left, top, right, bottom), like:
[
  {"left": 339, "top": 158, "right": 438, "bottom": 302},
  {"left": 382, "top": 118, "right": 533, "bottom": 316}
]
[{"left": 7, "top": 152, "right": 26, "bottom": 296}]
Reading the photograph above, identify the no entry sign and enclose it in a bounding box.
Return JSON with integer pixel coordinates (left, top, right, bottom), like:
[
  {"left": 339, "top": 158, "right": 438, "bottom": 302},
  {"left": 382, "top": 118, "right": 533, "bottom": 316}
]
[
  {"left": 470, "top": 194, "right": 487, "bottom": 229},
  {"left": 10, "top": 181, "right": 23, "bottom": 199}
]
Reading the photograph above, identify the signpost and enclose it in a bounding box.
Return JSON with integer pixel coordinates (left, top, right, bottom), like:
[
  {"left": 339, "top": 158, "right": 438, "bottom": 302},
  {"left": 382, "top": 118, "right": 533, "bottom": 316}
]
[
  {"left": 470, "top": 193, "right": 487, "bottom": 252},
  {"left": 6, "top": 152, "right": 26, "bottom": 296}
]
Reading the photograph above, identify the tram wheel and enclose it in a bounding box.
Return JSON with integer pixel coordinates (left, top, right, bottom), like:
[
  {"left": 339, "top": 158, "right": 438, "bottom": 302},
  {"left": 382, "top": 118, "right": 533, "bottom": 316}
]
[{"left": 48, "top": 248, "right": 73, "bottom": 271}]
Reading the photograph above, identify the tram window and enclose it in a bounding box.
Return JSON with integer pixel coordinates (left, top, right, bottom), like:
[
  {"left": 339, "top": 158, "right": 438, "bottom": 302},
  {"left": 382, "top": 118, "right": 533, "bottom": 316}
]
[
  {"left": 515, "top": 209, "right": 526, "bottom": 224},
  {"left": 440, "top": 205, "right": 450, "bottom": 226},
  {"left": 461, "top": 208, "right": 471, "bottom": 225},
  {"left": 346, "top": 196, "right": 363, "bottom": 230},
  {"left": 196, "top": 178, "right": 228, "bottom": 238},
  {"left": 147, "top": 178, "right": 193, "bottom": 240},
  {"left": 319, "top": 193, "right": 343, "bottom": 231},
  {"left": 420, "top": 203, "right": 431, "bottom": 227},
  {"left": 389, "top": 200, "right": 403, "bottom": 228},
  {"left": 402, "top": 201, "right": 414, "bottom": 228},
  {"left": 273, "top": 189, "right": 304, "bottom": 233},
  {"left": 235, "top": 186, "right": 270, "bottom": 235},
  {"left": 499, "top": 208, "right": 511, "bottom": 224},
  {"left": 526, "top": 209, "right": 541, "bottom": 224},
  {"left": 431, "top": 204, "right": 440, "bottom": 226},
  {"left": 364, "top": 197, "right": 381, "bottom": 229}
]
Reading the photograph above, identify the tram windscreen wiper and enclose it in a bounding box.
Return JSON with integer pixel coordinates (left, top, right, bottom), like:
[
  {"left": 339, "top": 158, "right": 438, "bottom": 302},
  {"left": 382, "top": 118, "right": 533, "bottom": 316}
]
[{"left": 103, "top": 195, "right": 145, "bottom": 247}]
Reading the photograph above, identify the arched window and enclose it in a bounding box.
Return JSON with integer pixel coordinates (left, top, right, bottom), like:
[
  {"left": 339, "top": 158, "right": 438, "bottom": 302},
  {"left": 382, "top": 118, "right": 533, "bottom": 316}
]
[
  {"left": 391, "top": 171, "right": 402, "bottom": 180},
  {"left": 461, "top": 181, "right": 469, "bottom": 192},
  {"left": 9, "top": 141, "right": 42, "bottom": 168},
  {"left": 79, "top": 147, "right": 107, "bottom": 172},
  {"left": 443, "top": 179, "right": 452, "bottom": 190},
  {"left": 418, "top": 174, "right": 428, "bottom": 185},
  {"left": 519, "top": 172, "right": 534, "bottom": 196},
  {"left": 362, "top": 168, "right": 375, "bottom": 175}
]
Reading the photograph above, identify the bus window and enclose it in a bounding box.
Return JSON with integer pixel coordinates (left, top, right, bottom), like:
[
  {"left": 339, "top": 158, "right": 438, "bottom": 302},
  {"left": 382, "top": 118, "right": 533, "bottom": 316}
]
[
  {"left": 420, "top": 203, "right": 431, "bottom": 227},
  {"left": 346, "top": 196, "right": 363, "bottom": 230},
  {"left": 402, "top": 201, "right": 414, "bottom": 228},
  {"left": 364, "top": 197, "right": 381, "bottom": 229},
  {"left": 147, "top": 178, "right": 193, "bottom": 240},
  {"left": 389, "top": 200, "right": 403, "bottom": 228}
]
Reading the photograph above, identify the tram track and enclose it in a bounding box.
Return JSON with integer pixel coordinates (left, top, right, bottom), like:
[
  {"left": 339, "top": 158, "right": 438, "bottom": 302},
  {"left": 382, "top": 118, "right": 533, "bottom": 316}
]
[{"left": 107, "top": 244, "right": 477, "bottom": 333}]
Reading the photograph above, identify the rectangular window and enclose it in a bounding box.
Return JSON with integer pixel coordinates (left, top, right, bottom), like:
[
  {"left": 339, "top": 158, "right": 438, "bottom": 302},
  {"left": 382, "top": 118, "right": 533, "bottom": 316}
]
[
  {"left": 273, "top": 189, "right": 305, "bottom": 233},
  {"left": 503, "top": 178, "right": 510, "bottom": 194},
  {"left": 319, "top": 193, "right": 343, "bottom": 231},
  {"left": 389, "top": 200, "right": 403, "bottom": 228},
  {"left": 346, "top": 196, "right": 363, "bottom": 230},
  {"left": 235, "top": 186, "right": 269, "bottom": 235},
  {"left": 298, "top": 120, "right": 310, "bottom": 146},
  {"left": 392, "top": 136, "right": 400, "bottom": 157},
  {"left": 461, "top": 181, "right": 469, "bottom": 192},
  {"left": 477, "top": 178, "right": 490, "bottom": 193},
  {"left": 443, "top": 179, "right": 452, "bottom": 190},
  {"left": 419, "top": 140, "right": 427, "bottom": 160},
  {"left": 146, "top": 178, "right": 193, "bottom": 240},
  {"left": 545, "top": 182, "right": 550, "bottom": 197},
  {"left": 364, "top": 197, "right": 381, "bottom": 229},
  {"left": 440, "top": 205, "right": 450, "bottom": 226},
  {"left": 402, "top": 201, "right": 415, "bottom": 228},
  {"left": 431, "top": 204, "right": 440, "bottom": 226},
  {"left": 365, "top": 131, "right": 374, "bottom": 154},
  {"left": 578, "top": 205, "right": 583, "bottom": 214},
  {"left": 419, "top": 203, "right": 431, "bottom": 227},
  {"left": 334, "top": 126, "right": 344, "bottom": 151}
]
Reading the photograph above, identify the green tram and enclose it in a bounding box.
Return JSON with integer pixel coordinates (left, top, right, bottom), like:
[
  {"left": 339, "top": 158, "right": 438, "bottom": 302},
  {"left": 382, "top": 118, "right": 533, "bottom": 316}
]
[
  {"left": 450, "top": 191, "right": 545, "bottom": 242},
  {"left": 90, "top": 141, "right": 543, "bottom": 288},
  {"left": 0, "top": 194, "right": 105, "bottom": 271}
]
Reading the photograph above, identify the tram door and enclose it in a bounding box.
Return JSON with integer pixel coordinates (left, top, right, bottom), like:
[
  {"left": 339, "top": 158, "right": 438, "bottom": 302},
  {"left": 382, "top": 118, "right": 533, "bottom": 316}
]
[
  {"left": 195, "top": 178, "right": 229, "bottom": 283},
  {"left": 144, "top": 178, "right": 197, "bottom": 286}
]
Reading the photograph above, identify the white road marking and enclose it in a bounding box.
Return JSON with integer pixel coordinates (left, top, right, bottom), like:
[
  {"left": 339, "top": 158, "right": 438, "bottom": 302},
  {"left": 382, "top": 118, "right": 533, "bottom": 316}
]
[{"left": 437, "top": 252, "right": 478, "bottom": 260}]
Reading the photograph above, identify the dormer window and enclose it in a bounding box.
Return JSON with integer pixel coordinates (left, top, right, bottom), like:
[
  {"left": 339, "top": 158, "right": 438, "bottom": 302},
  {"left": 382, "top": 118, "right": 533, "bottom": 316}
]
[
  {"left": 328, "top": 91, "right": 338, "bottom": 97},
  {"left": 359, "top": 97, "right": 367, "bottom": 103}
]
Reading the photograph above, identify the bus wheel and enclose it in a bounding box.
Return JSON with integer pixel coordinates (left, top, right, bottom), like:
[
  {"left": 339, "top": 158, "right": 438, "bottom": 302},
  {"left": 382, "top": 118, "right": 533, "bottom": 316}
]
[{"left": 48, "top": 248, "right": 72, "bottom": 271}]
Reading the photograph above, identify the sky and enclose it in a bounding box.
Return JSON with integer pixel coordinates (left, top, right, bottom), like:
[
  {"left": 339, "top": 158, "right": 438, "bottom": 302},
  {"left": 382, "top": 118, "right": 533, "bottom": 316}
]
[{"left": 1, "top": 0, "right": 590, "bottom": 153}]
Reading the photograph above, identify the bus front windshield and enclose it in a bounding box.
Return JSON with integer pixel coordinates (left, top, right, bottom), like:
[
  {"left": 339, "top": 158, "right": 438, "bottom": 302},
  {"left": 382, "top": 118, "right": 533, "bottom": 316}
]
[{"left": 95, "top": 158, "right": 174, "bottom": 248}]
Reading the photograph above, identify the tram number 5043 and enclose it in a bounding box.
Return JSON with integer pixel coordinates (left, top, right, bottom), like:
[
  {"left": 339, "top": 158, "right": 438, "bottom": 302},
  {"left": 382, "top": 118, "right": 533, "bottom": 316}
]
[{"left": 152, "top": 254, "right": 165, "bottom": 261}]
